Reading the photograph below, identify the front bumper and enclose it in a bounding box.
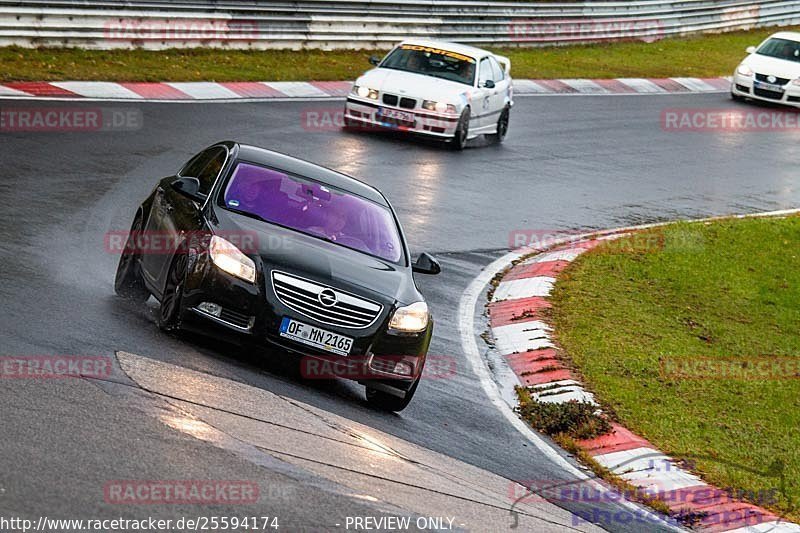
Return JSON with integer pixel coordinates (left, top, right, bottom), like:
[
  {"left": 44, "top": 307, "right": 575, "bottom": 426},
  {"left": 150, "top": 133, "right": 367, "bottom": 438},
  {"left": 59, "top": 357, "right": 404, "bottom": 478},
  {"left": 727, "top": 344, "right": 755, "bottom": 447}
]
[
  {"left": 178, "top": 253, "right": 432, "bottom": 391},
  {"left": 731, "top": 73, "right": 800, "bottom": 108},
  {"left": 344, "top": 96, "right": 460, "bottom": 138}
]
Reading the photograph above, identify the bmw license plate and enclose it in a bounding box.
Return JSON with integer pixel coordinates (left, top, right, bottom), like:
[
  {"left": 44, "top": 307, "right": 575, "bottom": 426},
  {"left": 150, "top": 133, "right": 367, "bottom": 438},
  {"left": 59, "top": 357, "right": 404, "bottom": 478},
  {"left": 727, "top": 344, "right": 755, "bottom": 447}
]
[
  {"left": 754, "top": 80, "right": 784, "bottom": 93},
  {"left": 279, "top": 317, "right": 353, "bottom": 356},
  {"left": 377, "top": 107, "right": 414, "bottom": 123}
]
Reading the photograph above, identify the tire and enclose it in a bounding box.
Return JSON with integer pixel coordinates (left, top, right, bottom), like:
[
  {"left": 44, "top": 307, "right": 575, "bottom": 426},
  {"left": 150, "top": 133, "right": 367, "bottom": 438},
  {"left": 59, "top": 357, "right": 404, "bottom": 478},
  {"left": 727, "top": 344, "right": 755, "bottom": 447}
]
[
  {"left": 157, "top": 254, "right": 187, "bottom": 332},
  {"left": 731, "top": 91, "right": 745, "bottom": 102},
  {"left": 114, "top": 214, "right": 150, "bottom": 303},
  {"left": 487, "top": 107, "right": 510, "bottom": 144},
  {"left": 365, "top": 377, "right": 419, "bottom": 412},
  {"left": 450, "top": 109, "right": 470, "bottom": 151}
]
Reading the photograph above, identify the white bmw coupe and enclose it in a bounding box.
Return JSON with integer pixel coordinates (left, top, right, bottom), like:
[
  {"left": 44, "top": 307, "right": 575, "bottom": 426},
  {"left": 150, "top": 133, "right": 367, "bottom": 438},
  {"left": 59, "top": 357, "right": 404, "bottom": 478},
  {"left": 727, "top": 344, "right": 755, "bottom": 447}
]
[
  {"left": 731, "top": 31, "right": 800, "bottom": 107},
  {"left": 344, "top": 39, "right": 513, "bottom": 149}
]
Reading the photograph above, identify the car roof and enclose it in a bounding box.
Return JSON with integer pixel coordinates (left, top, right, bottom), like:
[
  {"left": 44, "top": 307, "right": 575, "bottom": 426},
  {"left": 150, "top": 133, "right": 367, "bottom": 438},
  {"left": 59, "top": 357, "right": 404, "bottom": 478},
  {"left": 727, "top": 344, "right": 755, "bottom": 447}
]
[
  {"left": 397, "top": 38, "right": 492, "bottom": 60},
  {"left": 768, "top": 31, "right": 800, "bottom": 42},
  {"left": 230, "top": 142, "right": 388, "bottom": 206}
]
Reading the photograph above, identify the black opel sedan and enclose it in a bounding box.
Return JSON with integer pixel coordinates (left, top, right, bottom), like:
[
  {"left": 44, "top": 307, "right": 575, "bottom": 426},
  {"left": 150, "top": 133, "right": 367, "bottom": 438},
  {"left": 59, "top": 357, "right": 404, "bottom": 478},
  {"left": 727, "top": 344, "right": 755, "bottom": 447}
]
[{"left": 114, "top": 141, "right": 440, "bottom": 411}]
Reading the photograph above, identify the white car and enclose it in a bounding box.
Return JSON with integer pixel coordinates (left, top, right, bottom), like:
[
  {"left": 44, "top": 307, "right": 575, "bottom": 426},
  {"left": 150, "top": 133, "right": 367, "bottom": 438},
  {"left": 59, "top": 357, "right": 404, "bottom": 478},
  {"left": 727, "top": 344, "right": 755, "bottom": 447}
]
[
  {"left": 731, "top": 31, "right": 800, "bottom": 107},
  {"left": 344, "top": 39, "right": 513, "bottom": 149}
]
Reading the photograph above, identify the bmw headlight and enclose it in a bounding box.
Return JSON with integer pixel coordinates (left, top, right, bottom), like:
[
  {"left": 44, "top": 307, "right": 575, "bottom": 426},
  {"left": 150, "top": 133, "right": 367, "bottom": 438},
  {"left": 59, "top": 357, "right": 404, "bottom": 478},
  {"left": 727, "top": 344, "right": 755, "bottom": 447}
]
[
  {"left": 354, "top": 85, "right": 379, "bottom": 100},
  {"left": 422, "top": 100, "right": 456, "bottom": 113},
  {"left": 209, "top": 235, "right": 256, "bottom": 283},
  {"left": 388, "top": 301, "right": 429, "bottom": 333},
  {"left": 737, "top": 64, "right": 754, "bottom": 77}
]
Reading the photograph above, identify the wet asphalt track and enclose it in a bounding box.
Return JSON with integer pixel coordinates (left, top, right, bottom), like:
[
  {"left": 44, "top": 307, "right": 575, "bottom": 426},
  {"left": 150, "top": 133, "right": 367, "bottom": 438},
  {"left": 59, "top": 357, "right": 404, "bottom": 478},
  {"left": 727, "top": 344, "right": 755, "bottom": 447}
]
[{"left": 1, "top": 93, "right": 799, "bottom": 532}]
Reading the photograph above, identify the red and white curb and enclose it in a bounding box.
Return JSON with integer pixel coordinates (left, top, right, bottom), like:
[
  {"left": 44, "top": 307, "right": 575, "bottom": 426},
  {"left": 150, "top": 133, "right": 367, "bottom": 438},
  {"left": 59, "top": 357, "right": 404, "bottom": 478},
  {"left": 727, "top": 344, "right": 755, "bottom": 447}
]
[
  {"left": 488, "top": 232, "right": 799, "bottom": 533},
  {"left": 0, "top": 77, "right": 732, "bottom": 101}
]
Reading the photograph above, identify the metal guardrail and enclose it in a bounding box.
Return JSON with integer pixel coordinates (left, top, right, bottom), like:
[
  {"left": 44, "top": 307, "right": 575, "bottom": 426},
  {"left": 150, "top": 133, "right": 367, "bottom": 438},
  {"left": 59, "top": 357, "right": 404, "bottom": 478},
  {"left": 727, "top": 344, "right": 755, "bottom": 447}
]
[{"left": 0, "top": 0, "right": 797, "bottom": 49}]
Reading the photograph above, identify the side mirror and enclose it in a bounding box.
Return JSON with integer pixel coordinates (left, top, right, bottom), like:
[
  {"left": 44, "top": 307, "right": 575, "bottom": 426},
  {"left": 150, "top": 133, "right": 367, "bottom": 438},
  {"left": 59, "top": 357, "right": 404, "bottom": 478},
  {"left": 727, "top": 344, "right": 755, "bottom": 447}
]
[
  {"left": 369, "top": 55, "right": 381, "bottom": 66},
  {"left": 483, "top": 79, "right": 496, "bottom": 89},
  {"left": 171, "top": 177, "right": 205, "bottom": 202},
  {"left": 412, "top": 252, "right": 441, "bottom": 275},
  {"left": 746, "top": 46, "right": 756, "bottom": 54}
]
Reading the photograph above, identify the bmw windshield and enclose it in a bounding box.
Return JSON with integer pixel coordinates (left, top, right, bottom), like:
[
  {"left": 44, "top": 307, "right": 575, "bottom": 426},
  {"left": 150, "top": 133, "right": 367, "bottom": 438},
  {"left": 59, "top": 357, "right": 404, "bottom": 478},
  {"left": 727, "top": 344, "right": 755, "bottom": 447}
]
[
  {"left": 380, "top": 44, "right": 476, "bottom": 86},
  {"left": 220, "top": 161, "right": 404, "bottom": 263}
]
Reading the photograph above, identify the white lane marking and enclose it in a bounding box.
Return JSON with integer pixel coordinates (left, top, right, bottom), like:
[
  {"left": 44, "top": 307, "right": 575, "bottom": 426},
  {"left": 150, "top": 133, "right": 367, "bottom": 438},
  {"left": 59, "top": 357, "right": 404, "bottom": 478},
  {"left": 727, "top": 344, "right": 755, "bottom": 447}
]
[
  {"left": 167, "top": 82, "right": 240, "bottom": 99},
  {"left": 616, "top": 78, "right": 667, "bottom": 93},
  {"left": 533, "top": 379, "right": 582, "bottom": 389},
  {"left": 492, "top": 276, "right": 555, "bottom": 301},
  {"left": 621, "top": 468, "right": 705, "bottom": 492},
  {"left": 492, "top": 321, "right": 553, "bottom": 354},
  {"left": 727, "top": 522, "right": 800, "bottom": 532},
  {"left": 457, "top": 249, "right": 682, "bottom": 530},
  {"left": 535, "top": 389, "right": 597, "bottom": 405},
  {"left": 265, "top": 82, "right": 328, "bottom": 97},
  {"left": 560, "top": 79, "right": 610, "bottom": 94},
  {"left": 670, "top": 77, "right": 718, "bottom": 92},
  {"left": 593, "top": 447, "right": 674, "bottom": 474},
  {"left": 50, "top": 82, "right": 142, "bottom": 99},
  {"left": 513, "top": 79, "right": 552, "bottom": 94},
  {"left": 524, "top": 248, "right": 587, "bottom": 264},
  {"left": 0, "top": 84, "right": 31, "bottom": 96}
]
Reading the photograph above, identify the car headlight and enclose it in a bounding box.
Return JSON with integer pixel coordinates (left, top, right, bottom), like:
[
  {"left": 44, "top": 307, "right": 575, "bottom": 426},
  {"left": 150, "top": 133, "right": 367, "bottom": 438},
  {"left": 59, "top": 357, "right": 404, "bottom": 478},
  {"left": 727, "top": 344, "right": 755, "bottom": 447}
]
[
  {"left": 388, "top": 301, "right": 429, "bottom": 333},
  {"left": 209, "top": 235, "right": 256, "bottom": 283},
  {"left": 354, "top": 85, "right": 379, "bottom": 100},
  {"left": 792, "top": 79, "right": 800, "bottom": 86},
  {"left": 422, "top": 100, "right": 457, "bottom": 113},
  {"left": 737, "top": 64, "right": 754, "bottom": 77}
]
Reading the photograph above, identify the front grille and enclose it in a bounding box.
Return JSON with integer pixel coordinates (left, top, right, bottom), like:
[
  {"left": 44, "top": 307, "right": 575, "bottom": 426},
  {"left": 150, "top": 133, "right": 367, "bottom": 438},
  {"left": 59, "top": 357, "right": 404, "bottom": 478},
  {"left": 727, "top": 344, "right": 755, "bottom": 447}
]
[
  {"left": 382, "top": 94, "right": 398, "bottom": 106},
  {"left": 272, "top": 271, "right": 382, "bottom": 329},
  {"left": 756, "top": 73, "right": 790, "bottom": 85},
  {"left": 399, "top": 97, "right": 416, "bottom": 109},
  {"left": 220, "top": 308, "right": 253, "bottom": 329},
  {"left": 754, "top": 88, "right": 784, "bottom": 100},
  {"left": 788, "top": 96, "right": 800, "bottom": 102}
]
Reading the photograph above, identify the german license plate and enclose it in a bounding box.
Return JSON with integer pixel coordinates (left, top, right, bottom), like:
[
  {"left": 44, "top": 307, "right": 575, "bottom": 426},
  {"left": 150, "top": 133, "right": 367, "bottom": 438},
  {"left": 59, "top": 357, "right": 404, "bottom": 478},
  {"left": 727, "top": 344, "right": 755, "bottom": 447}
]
[
  {"left": 754, "top": 80, "right": 784, "bottom": 92},
  {"left": 279, "top": 317, "right": 353, "bottom": 356},
  {"left": 378, "top": 107, "right": 414, "bottom": 123}
]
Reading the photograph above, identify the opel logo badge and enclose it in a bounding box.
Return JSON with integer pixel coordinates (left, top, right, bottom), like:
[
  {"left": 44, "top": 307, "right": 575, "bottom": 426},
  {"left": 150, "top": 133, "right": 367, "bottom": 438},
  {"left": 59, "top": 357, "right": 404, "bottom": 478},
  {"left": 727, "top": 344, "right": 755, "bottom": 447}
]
[
  {"left": 767, "top": 75, "right": 777, "bottom": 83},
  {"left": 318, "top": 288, "right": 337, "bottom": 307}
]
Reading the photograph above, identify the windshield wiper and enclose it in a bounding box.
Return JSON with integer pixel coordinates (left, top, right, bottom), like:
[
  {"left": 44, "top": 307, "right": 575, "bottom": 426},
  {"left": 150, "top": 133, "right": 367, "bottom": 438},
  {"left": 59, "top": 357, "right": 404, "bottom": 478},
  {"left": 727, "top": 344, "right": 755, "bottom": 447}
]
[{"left": 224, "top": 207, "right": 271, "bottom": 224}]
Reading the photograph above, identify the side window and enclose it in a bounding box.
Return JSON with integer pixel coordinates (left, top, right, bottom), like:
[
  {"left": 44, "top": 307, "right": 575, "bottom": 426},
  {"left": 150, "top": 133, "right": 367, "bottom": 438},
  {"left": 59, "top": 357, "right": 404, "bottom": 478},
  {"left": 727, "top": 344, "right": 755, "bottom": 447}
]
[
  {"left": 196, "top": 148, "right": 227, "bottom": 195},
  {"left": 489, "top": 57, "right": 505, "bottom": 82},
  {"left": 180, "top": 150, "right": 213, "bottom": 179},
  {"left": 478, "top": 58, "right": 493, "bottom": 87}
]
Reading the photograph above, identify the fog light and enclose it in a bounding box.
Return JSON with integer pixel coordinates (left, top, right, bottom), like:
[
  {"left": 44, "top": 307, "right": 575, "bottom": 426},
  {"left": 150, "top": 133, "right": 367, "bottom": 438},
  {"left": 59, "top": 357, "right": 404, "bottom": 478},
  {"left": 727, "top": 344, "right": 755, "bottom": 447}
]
[
  {"left": 394, "top": 361, "right": 413, "bottom": 376},
  {"left": 198, "top": 302, "right": 222, "bottom": 317}
]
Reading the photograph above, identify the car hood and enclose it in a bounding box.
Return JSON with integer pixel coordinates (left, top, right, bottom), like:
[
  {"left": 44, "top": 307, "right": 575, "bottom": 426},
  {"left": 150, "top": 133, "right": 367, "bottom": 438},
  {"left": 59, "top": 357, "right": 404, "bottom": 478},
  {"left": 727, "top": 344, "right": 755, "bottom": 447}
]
[
  {"left": 742, "top": 53, "right": 800, "bottom": 79},
  {"left": 357, "top": 68, "right": 473, "bottom": 103},
  {"left": 210, "top": 208, "right": 417, "bottom": 305}
]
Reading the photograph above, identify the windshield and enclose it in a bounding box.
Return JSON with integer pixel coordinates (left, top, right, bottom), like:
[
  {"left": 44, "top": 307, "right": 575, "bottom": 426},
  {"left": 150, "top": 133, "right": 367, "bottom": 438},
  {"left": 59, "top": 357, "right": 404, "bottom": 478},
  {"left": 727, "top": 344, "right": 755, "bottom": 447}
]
[
  {"left": 380, "top": 44, "right": 476, "bottom": 86},
  {"left": 220, "top": 162, "right": 403, "bottom": 263},
  {"left": 756, "top": 37, "right": 800, "bottom": 62}
]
